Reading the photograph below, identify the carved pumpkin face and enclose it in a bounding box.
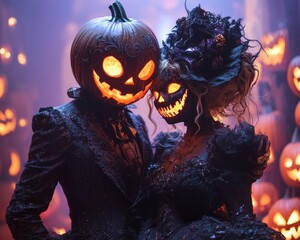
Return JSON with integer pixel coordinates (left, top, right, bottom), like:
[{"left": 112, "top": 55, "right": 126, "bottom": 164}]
[
  {"left": 151, "top": 66, "right": 195, "bottom": 124},
  {"left": 70, "top": 1, "right": 160, "bottom": 106},
  {"left": 268, "top": 197, "right": 300, "bottom": 240},
  {"left": 260, "top": 29, "right": 288, "bottom": 69},
  {"left": 252, "top": 181, "right": 279, "bottom": 216},
  {"left": 287, "top": 55, "right": 300, "bottom": 97},
  {"left": 0, "top": 107, "right": 17, "bottom": 137},
  {"left": 280, "top": 141, "right": 300, "bottom": 188}
]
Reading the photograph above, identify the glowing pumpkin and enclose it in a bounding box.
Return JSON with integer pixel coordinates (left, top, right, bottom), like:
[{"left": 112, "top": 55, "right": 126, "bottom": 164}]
[
  {"left": 0, "top": 182, "right": 15, "bottom": 222},
  {"left": 287, "top": 55, "right": 300, "bottom": 97},
  {"left": 259, "top": 29, "right": 288, "bottom": 70},
  {"left": 0, "top": 144, "right": 22, "bottom": 179},
  {"left": 280, "top": 128, "right": 300, "bottom": 188},
  {"left": 0, "top": 107, "right": 17, "bottom": 136},
  {"left": 256, "top": 81, "right": 288, "bottom": 153},
  {"left": 252, "top": 181, "right": 279, "bottom": 217},
  {"left": 256, "top": 110, "right": 287, "bottom": 153},
  {"left": 268, "top": 197, "right": 300, "bottom": 240},
  {"left": 295, "top": 101, "right": 300, "bottom": 128},
  {"left": 0, "top": 74, "right": 7, "bottom": 99},
  {"left": 70, "top": 1, "right": 160, "bottom": 106},
  {"left": 151, "top": 65, "right": 195, "bottom": 124}
]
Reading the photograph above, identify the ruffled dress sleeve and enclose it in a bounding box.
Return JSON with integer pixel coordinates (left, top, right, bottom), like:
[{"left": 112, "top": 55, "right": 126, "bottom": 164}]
[
  {"left": 207, "top": 121, "right": 284, "bottom": 239},
  {"left": 6, "top": 107, "right": 71, "bottom": 240}
]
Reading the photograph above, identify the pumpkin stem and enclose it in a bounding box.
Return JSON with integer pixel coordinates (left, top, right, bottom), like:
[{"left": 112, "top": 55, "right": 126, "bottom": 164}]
[
  {"left": 284, "top": 187, "right": 296, "bottom": 198},
  {"left": 291, "top": 127, "right": 300, "bottom": 143},
  {"left": 109, "top": 1, "right": 131, "bottom": 23}
]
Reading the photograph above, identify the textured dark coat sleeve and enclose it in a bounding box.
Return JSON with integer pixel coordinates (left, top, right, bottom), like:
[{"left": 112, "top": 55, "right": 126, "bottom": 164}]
[{"left": 6, "top": 107, "right": 71, "bottom": 240}]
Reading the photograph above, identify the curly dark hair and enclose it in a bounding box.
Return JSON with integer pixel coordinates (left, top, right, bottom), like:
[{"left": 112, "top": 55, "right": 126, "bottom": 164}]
[{"left": 154, "top": 4, "right": 260, "bottom": 122}]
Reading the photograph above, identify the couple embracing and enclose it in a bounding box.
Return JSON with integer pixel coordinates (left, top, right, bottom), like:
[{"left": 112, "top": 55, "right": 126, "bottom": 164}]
[{"left": 6, "top": 1, "right": 285, "bottom": 240}]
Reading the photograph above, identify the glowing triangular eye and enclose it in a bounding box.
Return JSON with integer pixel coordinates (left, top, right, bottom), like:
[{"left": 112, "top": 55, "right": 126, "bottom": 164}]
[
  {"left": 103, "top": 56, "right": 123, "bottom": 78},
  {"left": 293, "top": 67, "right": 300, "bottom": 78},
  {"left": 260, "top": 194, "right": 271, "bottom": 206},
  {"left": 287, "top": 210, "right": 300, "bottom": 225},
  {"left": 153, "top": 91, "right": 159, "bottom": 100},
  {"left": 139, "top": 60, "right": 155, "bottom": 80},
  {"left": 284, "top": 158, "right": 293, "bottom": 168},
  {"left": 167, "top": 83, "right": 181, "bottom": 94},
  {"left": 273, "top": 212, "right": 286, "bottom": 226}
]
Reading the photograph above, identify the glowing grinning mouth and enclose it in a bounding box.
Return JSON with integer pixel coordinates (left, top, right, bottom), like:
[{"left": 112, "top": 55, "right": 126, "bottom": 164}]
[
  {"left": 157, "top": 89, "right": 188, "bottom": 118},
  {"left": 287, "top": 169, "right": 300, "bottom": 181},
  {"left": 93, "top": 70, "right": 152, "bottom": 105},
  {"left": 279, "top": 226, "right": 300, "bottom": 240}
]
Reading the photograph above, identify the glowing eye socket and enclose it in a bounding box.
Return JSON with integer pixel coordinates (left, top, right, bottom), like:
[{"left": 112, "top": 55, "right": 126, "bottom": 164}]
[
  {"left": 284, "top": 158, "right": 293, "bottom": 168},
  {"left": 153, "top": 91, "right": 159, "bottom": 100},
  {"left": 138, "top": 60, "right": 155, "bottom": 80},
  {"left": 293, "top": 67, "right": 300, "bottom": 78},
  {"left": 167, "top": 83, "right": 181, "bottom": 94},
  {"left": 102, "top": 56, "right": 123, "bottom": 78},
  {"left": 273, "top": 212, "right": 286, "bottom": 226}
]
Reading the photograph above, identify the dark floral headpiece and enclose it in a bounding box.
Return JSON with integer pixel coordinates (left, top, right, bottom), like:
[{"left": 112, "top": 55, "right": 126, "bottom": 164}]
[{"left": 162, "top": 5, "right": 249, "bottom": 86}]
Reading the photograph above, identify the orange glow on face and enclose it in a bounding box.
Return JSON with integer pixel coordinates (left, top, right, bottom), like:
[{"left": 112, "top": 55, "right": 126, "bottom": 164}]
[
  {"left": 167, "top": 83, "right": 181, "bottom": 94},
  {"left": 157, "top": 89, "right": 188, "bottom": 118},
  {"left": 102, "top": 56, "right": 123, "bottom": 78},
  {"left": 93, "top": 70, "right": 152, "bottom": 105}
]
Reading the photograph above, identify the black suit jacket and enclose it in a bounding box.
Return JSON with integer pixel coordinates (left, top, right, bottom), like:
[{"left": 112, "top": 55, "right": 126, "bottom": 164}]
[{"left": 6, "top": 94, "right": 153, "bottom": 240}]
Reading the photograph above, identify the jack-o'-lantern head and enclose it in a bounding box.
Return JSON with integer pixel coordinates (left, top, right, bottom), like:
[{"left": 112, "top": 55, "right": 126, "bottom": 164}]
[
  {"left": 151, "top": 62, "right": 196, "bottom": 124},
  {"left": 287, "top": 55, "right": 300, "bottom": 97},
  {"left": 260, "top": 29, "right": 288, "bottom": 69},
  {"left": 268, "top": 197, "right": 300, "bottom": 240},
  {"left": 252, "top": 181, "right": 279, "bottom": 216},
  {"left": 71, "top": 1, "right": 160, "bottom": 106},
  {"left": 280, "top": 128, "right": 300, "bottom": 188}
]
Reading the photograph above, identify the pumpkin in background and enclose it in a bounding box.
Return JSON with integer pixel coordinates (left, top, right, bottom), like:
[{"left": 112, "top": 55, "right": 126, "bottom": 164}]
[
  {"left": 70, "top": 1, "right": 160, "bottom": 106},
  {"left": 256, "top": 81, "right": 288, "bottom": 153},
  {"left": 40, "top": 188, "right": 61, "bottom": 220},
  {"left": 259, "top": 29, "right": 288, "bottom": 70},
  {"left": 267, "top": 197, "right": 300, "bottom": 240},
  {"left": 0, "top": 182, "right": 15, "bottom": 223},
  {"left": 0, "top": 74, "right": 7, "bottom": 100},
  {"left": 280, "top": 128, "right": 300, "bottom": 188},
  {"left": 287, "top": 56, "right": 300, "bottom": 97},
  {"left": 295, "top": 101, "right": 300, "bottom": 128},
  {"left": 0, "top": 106, "right": 17, "bottom": 137},
  {"left": 252, "top": 181, "right": 279, "bottom": 217},
  {"left": 0, "top": 143, "right": 23, "bottom": 181}
]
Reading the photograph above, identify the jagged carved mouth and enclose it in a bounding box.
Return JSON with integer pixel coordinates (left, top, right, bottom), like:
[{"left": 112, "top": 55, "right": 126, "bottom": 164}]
[
  {"left": 278, "top": 226, "right": 300, "bottom": 240},
  {"left": 157, "top": 89, "right": 188, "bottom": 118},
  {"left": 93, "top": 70, "right": 152, "bottom": 105},
  {"left": 287, "top": 169, "right": 300, "bottom": 181}
]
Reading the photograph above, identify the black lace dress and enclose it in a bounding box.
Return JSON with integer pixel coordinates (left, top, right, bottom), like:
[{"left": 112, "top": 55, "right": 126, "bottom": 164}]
[{"left": 138, "top": 122, "right": 284, "bottom": 240}]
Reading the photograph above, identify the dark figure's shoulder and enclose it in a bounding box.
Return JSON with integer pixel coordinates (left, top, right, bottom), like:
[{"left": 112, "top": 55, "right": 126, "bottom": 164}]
[{"left": 209, "top": 121, "right": 270, "bottom": 181}]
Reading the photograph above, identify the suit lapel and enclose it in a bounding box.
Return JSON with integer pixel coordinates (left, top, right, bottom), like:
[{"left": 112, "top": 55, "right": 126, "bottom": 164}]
[{"left": 73, "top": 109, "right": 131, "bottom": 200}]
